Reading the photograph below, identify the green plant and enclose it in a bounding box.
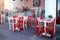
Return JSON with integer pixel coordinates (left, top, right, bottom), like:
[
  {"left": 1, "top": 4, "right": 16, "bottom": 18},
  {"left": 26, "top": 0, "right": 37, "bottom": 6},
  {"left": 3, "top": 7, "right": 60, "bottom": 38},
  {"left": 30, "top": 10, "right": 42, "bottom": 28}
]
[{"left": 48, "top": 15, "right": 52, "bottom": 18}]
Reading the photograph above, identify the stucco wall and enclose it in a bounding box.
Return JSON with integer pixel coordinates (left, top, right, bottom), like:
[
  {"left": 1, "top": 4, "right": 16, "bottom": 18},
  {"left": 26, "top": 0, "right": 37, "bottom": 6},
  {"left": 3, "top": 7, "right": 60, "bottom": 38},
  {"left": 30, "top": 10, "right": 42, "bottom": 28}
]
[
  {"left": 4, "top": 0, "right": 45, "bottom": 10},
  {"left": 45, "top": 0, "right": 56, "bottom": 18},
  {"left": 13, "top": 0, "right": 24, "bottom": 8},
  {"left": 24, "top": 0, "right": 45, "bottom": 8},
  {"left": 4, "top": 0, "right": 13, "bottom": 10},
  {"left": 0, "top": 0, "right": 4, "bottom": 11}
]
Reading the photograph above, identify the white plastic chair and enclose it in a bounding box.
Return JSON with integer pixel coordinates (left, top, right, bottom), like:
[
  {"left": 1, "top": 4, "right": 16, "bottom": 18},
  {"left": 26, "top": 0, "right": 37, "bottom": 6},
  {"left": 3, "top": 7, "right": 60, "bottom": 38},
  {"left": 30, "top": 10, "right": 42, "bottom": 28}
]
[{"left": 0, "top": 12, "right": 5, "bottom": 24}]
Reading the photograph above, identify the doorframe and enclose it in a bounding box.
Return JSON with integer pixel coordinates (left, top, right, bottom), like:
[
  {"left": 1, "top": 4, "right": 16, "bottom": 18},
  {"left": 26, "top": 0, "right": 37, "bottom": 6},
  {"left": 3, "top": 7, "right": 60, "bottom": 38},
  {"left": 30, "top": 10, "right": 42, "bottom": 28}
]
[
  {"left": 56, "top": 0, "right": 58, "bottom": 17},
  {"left": 56, "top": 0, "right": 59, "bottom": 24}
]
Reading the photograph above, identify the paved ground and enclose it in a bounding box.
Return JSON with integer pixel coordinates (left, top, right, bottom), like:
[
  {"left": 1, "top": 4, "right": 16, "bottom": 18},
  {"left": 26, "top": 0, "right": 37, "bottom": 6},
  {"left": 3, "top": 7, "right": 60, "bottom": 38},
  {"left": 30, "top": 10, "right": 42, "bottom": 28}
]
[{"left": 0, "top": 22, "right": 60, "bottom": 40}]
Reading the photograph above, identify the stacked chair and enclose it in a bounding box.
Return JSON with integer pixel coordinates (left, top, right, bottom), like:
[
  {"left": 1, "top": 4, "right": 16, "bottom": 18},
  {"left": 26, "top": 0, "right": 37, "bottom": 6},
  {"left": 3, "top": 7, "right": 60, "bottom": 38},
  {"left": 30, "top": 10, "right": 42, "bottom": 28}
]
[
  {"left": 27, "top": 16, "right": 32, "bottom": 28},
  {"left": 13, "top": 16, "right": 24, "bottom": 32},
  {"left": 34, "top": 18, "right": 44, "bottom": 35}
]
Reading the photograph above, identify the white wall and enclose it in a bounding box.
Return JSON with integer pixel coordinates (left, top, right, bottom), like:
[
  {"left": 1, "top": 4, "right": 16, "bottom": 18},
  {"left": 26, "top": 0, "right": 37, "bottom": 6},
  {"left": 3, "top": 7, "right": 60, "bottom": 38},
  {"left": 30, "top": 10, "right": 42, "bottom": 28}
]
[
  {"left": 13, "top": 0, "right": 24, "bottom": 8},
  {"left": 45, "top": 0, "right": 56, "bottom": 18},
  {"left": 4, "top": 0, "right": 24, "bottom": 10},
  {"left": 4, "top": 0, "right": 13, "bottom": 10}
]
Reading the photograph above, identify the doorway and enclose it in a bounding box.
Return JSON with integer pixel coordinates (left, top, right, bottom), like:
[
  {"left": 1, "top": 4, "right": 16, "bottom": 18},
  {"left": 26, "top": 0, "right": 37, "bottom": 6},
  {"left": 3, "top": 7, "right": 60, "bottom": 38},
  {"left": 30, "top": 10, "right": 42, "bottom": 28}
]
[{"left": 56, "top": 0, "right": 60, "bottom": 24}]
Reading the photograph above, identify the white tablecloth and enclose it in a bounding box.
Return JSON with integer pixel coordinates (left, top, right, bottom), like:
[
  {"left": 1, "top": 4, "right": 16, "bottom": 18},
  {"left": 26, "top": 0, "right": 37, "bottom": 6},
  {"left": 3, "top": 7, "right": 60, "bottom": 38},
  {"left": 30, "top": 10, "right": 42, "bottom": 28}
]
[
  {"left": 8, "top": 16, "right": 28, "bottom": 31},
  {"left": 37, "top": 18, "right": 54, "bottom": 36}
]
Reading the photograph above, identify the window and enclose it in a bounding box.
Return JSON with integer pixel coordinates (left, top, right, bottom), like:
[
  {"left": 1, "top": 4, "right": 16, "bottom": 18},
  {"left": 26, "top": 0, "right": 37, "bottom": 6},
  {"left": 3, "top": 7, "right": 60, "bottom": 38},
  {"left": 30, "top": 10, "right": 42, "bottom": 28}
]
[
  {"left": 13, "top": 0, "right": 15, "bottom": 1},
  {"left": 21, "top": 0, "right": 23, "bottom": 1},
  {"left": 33, "top": 0, "right": 40, "bottom": 6}
]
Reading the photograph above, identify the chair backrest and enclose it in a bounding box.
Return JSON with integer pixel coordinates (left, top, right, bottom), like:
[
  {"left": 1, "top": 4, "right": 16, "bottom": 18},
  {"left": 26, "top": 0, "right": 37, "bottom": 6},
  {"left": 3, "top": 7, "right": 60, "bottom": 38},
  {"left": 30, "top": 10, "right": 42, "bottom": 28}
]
[
  {"left": 51, "top": 18, "right": 56, "bottom": 38},
  {"left": 18, "top": 17, "right": 23, "bottom": 23},
  {"left": 13, "top": 16, "right": 18, "bottom": 18},
  {"left": 27, "top": 16, "right": 32, "bottom": 21},
  {"left": 40, "top": 16, "right": 43, "bottom": 19},
  {"left": 18, "top": 17, "right": 24, "bottom": 29},
  {"left": 34, "top": 18, "right": 38, "bottom": 27},
  {"left": 12, "top": 16, "right": 18, "bottom": 23}
]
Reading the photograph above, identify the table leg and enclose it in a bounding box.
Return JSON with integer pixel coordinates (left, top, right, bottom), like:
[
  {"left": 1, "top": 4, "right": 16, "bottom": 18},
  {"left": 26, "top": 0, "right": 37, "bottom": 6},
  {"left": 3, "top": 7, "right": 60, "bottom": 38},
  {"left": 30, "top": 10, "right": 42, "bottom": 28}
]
[
  {"left": 9, "top": 20, "right": 12, "bottom": 31},
  {"left": 42, "top": 21, "right": 46, "bottom": 35}
]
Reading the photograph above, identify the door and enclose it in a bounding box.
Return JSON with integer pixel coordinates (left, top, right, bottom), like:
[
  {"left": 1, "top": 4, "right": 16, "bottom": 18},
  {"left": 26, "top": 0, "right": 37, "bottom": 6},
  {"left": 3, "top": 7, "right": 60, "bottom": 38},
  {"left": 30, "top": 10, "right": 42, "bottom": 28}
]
[{"left": 56, "top": 0, "right": 60, "bottom": 24}]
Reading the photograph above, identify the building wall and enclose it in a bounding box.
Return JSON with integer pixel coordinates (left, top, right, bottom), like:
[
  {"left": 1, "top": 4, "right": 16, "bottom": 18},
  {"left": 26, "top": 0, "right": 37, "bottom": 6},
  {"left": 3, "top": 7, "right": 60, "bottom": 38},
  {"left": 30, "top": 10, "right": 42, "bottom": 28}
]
[
  {"left": 4, "top": 0, "right": 13, "bottom": 10},
  {"left": 0, "top": 0, "right": 4, "bottom": 11},
  {"left": 13, "top": 0, "right": 24, "bottom": 8},
  {"left": 24, "top": 0, "right": 45, "bottom": 8},
  {"left": 4, "top": 0, "right": 45, "bottom": 10},
  {"left": 45, "top": 0, "right": 56, "bottom": 18}
]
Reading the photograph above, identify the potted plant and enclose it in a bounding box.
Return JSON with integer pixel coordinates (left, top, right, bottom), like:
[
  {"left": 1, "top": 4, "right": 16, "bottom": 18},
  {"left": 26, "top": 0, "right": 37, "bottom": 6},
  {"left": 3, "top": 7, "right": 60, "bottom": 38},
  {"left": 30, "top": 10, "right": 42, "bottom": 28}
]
[{"left": 48, "top": 15, "right": 53, "bottom": 19}]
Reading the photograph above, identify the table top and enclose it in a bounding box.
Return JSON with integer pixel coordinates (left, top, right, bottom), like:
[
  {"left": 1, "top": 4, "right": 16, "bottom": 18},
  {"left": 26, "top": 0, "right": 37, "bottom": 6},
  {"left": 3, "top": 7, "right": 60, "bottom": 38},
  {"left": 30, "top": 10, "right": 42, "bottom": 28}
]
[
  {"left": 8, "top": 16, "right": 28, "bottom": 21},
  {"left": 37, "top": 17, "right": 54, "bottom": 23}
]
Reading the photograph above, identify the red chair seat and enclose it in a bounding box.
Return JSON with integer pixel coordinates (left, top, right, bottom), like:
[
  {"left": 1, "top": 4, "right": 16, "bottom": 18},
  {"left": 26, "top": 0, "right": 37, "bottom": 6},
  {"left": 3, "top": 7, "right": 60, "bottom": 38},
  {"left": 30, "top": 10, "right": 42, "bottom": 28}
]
[
  {"left": 34, "top": 18, "right": 38, "bottom": 28},
  {"left": 35, "top": 25, "right": 44, "bottom": 35}
]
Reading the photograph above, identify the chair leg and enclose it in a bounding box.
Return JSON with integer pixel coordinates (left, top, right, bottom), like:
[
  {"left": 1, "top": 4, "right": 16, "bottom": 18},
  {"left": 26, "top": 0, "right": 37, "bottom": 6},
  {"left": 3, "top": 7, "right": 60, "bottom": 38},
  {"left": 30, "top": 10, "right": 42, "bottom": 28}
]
[
  {"left": 12, "top": 24, "right": 16, "bottom": 32},
  {"left": 8, "top": 20, "right": 10, "bottom": 31}
]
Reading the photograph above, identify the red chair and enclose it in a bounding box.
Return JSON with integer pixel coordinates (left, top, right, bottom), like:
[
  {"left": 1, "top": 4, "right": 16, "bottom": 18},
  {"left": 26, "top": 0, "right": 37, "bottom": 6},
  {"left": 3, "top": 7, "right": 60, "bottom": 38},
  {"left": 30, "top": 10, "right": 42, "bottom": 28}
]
[
  {"left": 51, "top": 19, "right": 56, "bottom": 38},
  {"left": 40, "top": 16, "right": 43, "bottom": 19},
  {"left": 11, "top": 16, "right": 18, "bottom": 32},
  {"left": 27, "top": 16, "right": 32, "bottom": 27},
  {"left": 34, "top": 18, "right": 44, "bottom": 35},
  {"left": 0, "top": 14, "right": 2, "bottom": 24},
  {"left": 35, "top": 25, "right": 44, "bottom": 35},
  {"left": 18, "top": 17, "right": 24, "bottom": 31},
  {"left": 34, "top": 18, "right": 38, "bottom": 28},
  {"left": 13, "top": 17, "right": 24, "bottom": 32},
  {"left": 46, "top": 19, "right": 56, "bottom": 38},
  {"left": 14, "top": 23, "right": 19, "bottom": 32},
  {"left": 13, "top": 16, "right": 18, "bottom": 23},
  {"left": 13, "top": 16, "right": 18, "bottom": 18}
]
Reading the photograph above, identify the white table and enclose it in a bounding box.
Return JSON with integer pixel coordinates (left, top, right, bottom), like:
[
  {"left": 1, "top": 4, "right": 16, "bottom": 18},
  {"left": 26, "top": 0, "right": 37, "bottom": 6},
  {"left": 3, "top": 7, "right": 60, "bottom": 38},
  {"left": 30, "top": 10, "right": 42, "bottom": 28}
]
[
  {"left": 24, "top": 16, "right": 28, "bottom": 29},
  {"left": 37, "top": 18, "right": 54, "bottom": 36},
  {"left": 8, "top": 16, "right": 18, "bottom": 31},
  {"left": 8, "top": 16, "right": 28, "bottom": 31}
]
